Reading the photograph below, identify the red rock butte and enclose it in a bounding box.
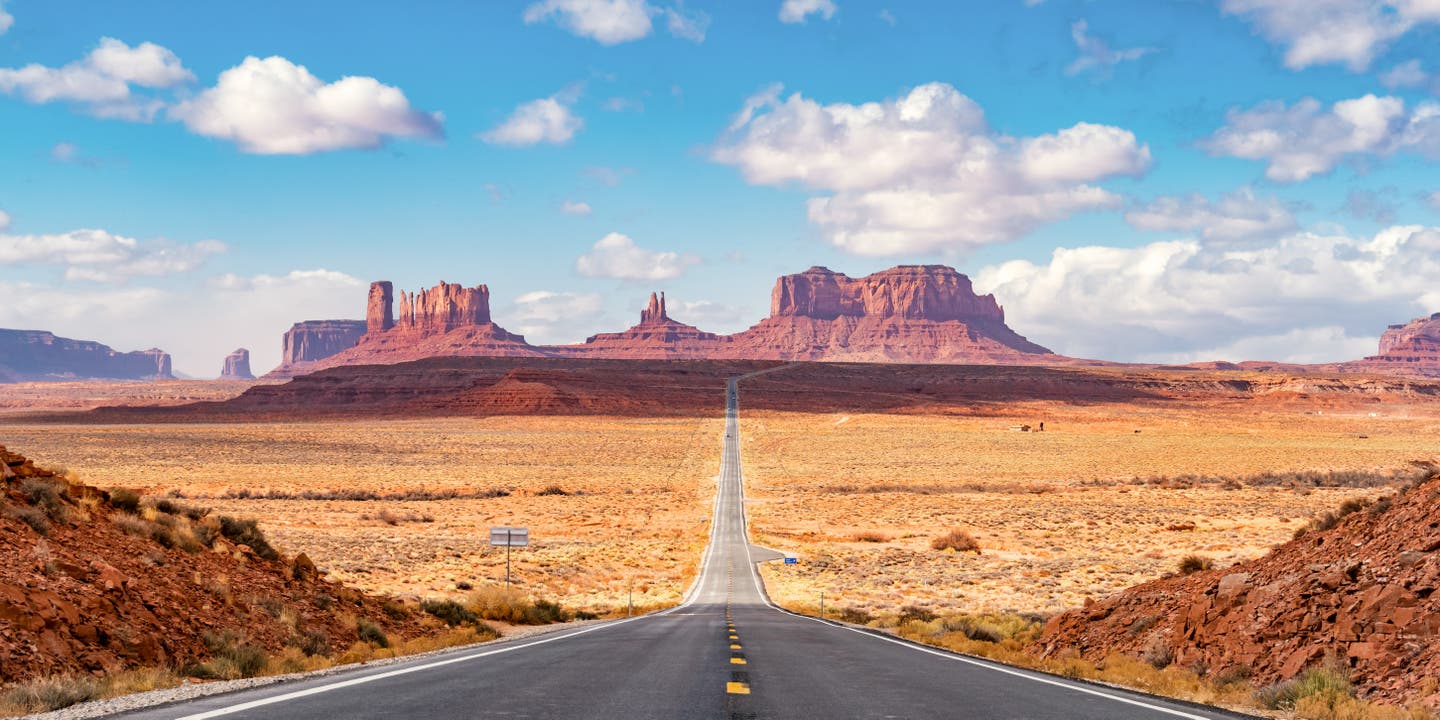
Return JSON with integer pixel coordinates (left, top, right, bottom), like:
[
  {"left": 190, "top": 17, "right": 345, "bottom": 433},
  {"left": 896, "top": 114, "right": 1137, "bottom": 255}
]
[
  {"left": 263, "top": 266, "right": 1065, "bottom": 376},
  {"left": 0, "top": 329, "right": 172, "bottom": 383}
]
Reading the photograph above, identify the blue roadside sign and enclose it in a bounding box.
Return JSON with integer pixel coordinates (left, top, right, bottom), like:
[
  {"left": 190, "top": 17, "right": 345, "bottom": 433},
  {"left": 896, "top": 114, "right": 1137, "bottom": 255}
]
[{"left": 784, "top": 557, "right": 798, "bottom": 564}]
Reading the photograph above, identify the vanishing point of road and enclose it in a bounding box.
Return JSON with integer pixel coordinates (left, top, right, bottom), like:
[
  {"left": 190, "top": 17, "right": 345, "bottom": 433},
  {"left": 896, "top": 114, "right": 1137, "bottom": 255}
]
[{"left": 115, "top": 375, "right": 1253, "bottom": 720}]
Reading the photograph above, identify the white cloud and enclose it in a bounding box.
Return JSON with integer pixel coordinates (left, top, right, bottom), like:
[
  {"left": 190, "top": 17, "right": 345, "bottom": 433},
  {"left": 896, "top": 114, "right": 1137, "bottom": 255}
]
[
  {"left": 1380, "top": 59, "right": 1430, "bottom": 88},
  {"left": 0, "top": 3, "right": 12, "bottom": 35},
  {"left": 1066, "top": 20, "right": 1156, "bottom": 77},
  {"left": 1425, "top": 190, "right": 1440, "bottom": 208},
  {"left": 171, "top": 56, "right": 442, "bottom": 155},
  {"left": 670, "top": 300, "right": 750, "bottom": 331},
  {"left": 481, "top": 91, "right": 583, "bottom": 146},
  {"left": 973, "top": 225, "right": 1440, "bottom": 363},
  {"left": 779, "top": 0, "right": 837, "bottom": 23},
  {"left": 505, "top": 290, "right": 605, "bottom": 344},
  {"left": 0, "top": 37, "right": 191, "bottom": 120},
  {"left": 0, "top": 269, "right": 364, "bottom": 377},
  {"left": 0, "top": 220, "right": 226, "bottom": 283},
  {"left": 878, "top": 9, "right": 897, "bottom": 26},
  {"left": 1125, "top": 188, "right": 1298, "bottom": 243},
  {"left": 1203, "top": 94, "right": 1440, "bottom": 182},
  {"left": 664, "top": 4, "right": 710, "bottom": 42},
  {"left": 575, "top": 232, "right": 698, "bottom": 280},
  {"left": 0, "top": 210, "right": 9, "bottom": 232},
  {"left": 561, "top": 200, "right": 593, "bottom": 215},
  {"left": 523, "top": 0, "right": 654, "bottom": 44},
  {"left": 585, "top": 165, "right": 634, "bottom": 186},
  {"left": 1220, "top": 0, "right": 1440, "bottom": 72},
  {"left": 51, "top": 142, "right": 77, "bottom": 162},
  {"left": 712, "top": 82, "right": 1151, "bottom": 256}
]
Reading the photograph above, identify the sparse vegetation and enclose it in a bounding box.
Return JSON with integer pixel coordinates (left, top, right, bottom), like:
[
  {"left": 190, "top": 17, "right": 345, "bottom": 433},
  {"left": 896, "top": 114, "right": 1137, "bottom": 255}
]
[
  {"left": 1256, "top": 659, "right": 1353, "bottom": 711},
  {"left": 217, "top": 516, "right": 279, "bottom": 561},
  {"left": 5, "top": 504, "right": 51, "bottom": 535},
  {"left": 189, "top": 630, "right": 268, "bottom": 680},
  {"left": 535, "top": 485, "right": 571, "bottom": 496},
  {"left": 1177, "top": 555, "right": 1213, "bottom": 574},
  {"left": 850, "top": 531, "right": 889, "bottom": 543},
  {"left": 465, "top": 586, "right": 589, "bottom": 624},
  {"left": 19, "top": 478, "right": 70, "bottom": 522},
  {"left": 930, "top": 528, "right": 980, "bottom": 553},
  {"left": 218, "top": 487, "right": 510, "bottom": 502},
  {"left": 0, "top": 675, "right": 100, "bottom": 713},
  {"left": 108, "top": 488, "right": 141, "bottom": 514},
  {"left": 355, "top": 618, "right": 389, "bottom": 648}
]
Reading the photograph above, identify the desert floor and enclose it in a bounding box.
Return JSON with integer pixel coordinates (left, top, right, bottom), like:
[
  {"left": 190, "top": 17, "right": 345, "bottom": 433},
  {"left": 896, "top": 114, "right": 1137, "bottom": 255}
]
[
  {"left": 4, "top": 390, "right": 1438, "bottom": 617},
  {"left": 743, "top": 399, "right": 1440, "bottom": 615},
  {"left": 1, "top": 416, "right": 720, "bottom": 613}
]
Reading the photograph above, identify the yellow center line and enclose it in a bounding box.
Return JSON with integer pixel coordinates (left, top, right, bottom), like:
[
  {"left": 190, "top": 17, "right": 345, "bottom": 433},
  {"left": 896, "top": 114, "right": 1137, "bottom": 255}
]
[
  {"left": 726, "top": 682, "right": 750, "bottom": 695},
  {"left": 729, "top": 643, "right": 741, "bottom": 649},
  {"left": 730, "top": 657, "right": 747, "bottom": 665}
]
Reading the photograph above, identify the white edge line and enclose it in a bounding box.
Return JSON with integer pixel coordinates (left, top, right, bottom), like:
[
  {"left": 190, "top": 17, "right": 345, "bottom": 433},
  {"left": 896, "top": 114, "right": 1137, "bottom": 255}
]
[{"left": 728, "top": 376, "right": 1217, "bottom": 720}]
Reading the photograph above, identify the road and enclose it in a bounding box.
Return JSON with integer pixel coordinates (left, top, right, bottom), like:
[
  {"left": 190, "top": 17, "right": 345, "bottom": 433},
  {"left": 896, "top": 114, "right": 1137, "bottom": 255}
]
[{"left": 116, "top": 377, "right": 1249, "bottom": 720}]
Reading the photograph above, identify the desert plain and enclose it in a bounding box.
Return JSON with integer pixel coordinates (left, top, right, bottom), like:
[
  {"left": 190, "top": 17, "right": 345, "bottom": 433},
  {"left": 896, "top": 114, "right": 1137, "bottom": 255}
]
[{"left": 4, "top": 374, "right": 1436, "bottom": 622}]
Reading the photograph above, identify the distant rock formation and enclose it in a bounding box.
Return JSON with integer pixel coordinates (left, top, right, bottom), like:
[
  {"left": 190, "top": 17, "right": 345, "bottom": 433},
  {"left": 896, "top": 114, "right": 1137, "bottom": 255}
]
[
  {"left": 270, "top": 267, "right": 1065, "bottom": 376},
  {"left": 718, "top": 265, "right": 1054, "bottom": 362},
  {"left": 555, "top": 291, "right": 724, "bottom": 360},
  {"left": 220, "top": 348, "right": 254, "bottom": 380},
  {"left": 300, "top": 281, "right": 541, "bottom": 373},
  {"left": 1353, "top": 313, "right": 1440, "bottom": 376},
  {"left": 264, "top": 320, "right": 368, "bottom": 379},
  {"left": 0, "top": 329, "right": 172, "bottom": 383}
]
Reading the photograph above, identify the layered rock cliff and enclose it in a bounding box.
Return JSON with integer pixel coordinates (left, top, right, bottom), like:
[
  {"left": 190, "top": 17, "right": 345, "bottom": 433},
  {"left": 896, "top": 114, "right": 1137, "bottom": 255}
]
[
  {"left": 0, "top": 329, "right": 172, "bottom": 383},
  {"left": 553, "top": 292, "right": 724, "bottom": 360},
  {"left": 219, "top": 348, "right": 254, "bottom": 380},
  {"left": 264, "top": 320, "right": 367, "bottom": 379},
  {"left": 718, "top": 266, "right": 1054, "bottom": 363},
  {"left": 1345, "top": 313, "right": 1440, "bottom": 377}
]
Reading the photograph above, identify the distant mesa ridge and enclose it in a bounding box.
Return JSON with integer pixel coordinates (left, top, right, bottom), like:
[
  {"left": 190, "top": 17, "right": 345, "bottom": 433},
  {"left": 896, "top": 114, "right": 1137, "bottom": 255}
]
[
  {"left": 0, "top": 329, "right": 172, "bottom": 383},
  {"left": 219, "top": 348, "right": 254, "bottom": 380},
  {"left": 266, "top": 265, "right": 1060, "bottom": 376}
]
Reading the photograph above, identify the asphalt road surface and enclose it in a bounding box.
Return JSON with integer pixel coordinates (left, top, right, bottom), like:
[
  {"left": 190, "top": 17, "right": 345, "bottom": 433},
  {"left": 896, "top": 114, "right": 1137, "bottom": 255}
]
[{"left": 115, "top": 376, "right": 1251, "bottom": 720}]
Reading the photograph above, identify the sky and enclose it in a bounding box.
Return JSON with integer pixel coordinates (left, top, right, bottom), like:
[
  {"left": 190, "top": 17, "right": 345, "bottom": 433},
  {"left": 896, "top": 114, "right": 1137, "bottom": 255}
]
[{"left": 2, "top": 0, "right": 1439, "bottom": 377}]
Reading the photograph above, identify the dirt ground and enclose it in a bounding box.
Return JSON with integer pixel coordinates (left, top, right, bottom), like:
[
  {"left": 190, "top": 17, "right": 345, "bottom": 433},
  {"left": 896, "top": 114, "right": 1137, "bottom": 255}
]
[
  {"left": 743, "top": 399, "right": 1440, "bottom": 615},
  {"left": 0, "top": 416, "right": 719, "bottom": 613}
]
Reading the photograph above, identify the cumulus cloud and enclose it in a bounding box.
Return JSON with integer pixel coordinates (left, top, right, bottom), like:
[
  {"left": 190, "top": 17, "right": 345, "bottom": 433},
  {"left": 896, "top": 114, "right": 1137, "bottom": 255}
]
[
  {"left": 1065, "top": 20, "right": 1156, "bottom": 77},
  {"left": 1426, "top": 190, "right": 1440, "bottom": 208},
  {"left": 973, "top": 225, "right": 1440, "bottom": 363},
  {"left": 561, "top": 200, "right": 593, "bottom": 215},
  {"left": 780, "top": 0, "right": 837, "bottom": 23},
  {"left": 664, "top": 4, "right": 710, "bottom": 42},
  {"left": 505, "top": 290, "right": 605, "bottom": 343},
  {"left": 575, "top": 232, "right": 699, "bottom": 280},
  {"left": 524, "top": 0, "right": 654, "bottom": 44},
  {"left": 0, "top": 3, "right": 12, "bottom": 35},
  {"left": 0, "top": 219, "right": 225, "bottom": 283},
  {"left": 712, "top": 82, "right": 1151, "bottom": 255},
  {"left": 171, "top": 56, "right": 442, "bottom": 155},
  {"left": 481, "top": 90, "right": 583, "bottom": 146},
  {"left": 0, "top": 37, "right": 191, "bottom": 120},
  {"left": 1380, "top": 59, "right": 1431, "bottom": 89},
  {"left": 0, "top": 210, "right": 9, "bottom": 232},
  {"left": 1220, "top": 0, "right": 1440, "bottom": 71},
  {"left": 670, "top": 300, "right": 751, "bottom": 331},
  {"left": 0, "top": 268, "right": 364, "bottom": 376},
  {"left": 1125, "top": 188, "right": 1298, "bottom": 243},
  {"left": 1203, "top": 94, "right": 1440, "bottom": 182}
]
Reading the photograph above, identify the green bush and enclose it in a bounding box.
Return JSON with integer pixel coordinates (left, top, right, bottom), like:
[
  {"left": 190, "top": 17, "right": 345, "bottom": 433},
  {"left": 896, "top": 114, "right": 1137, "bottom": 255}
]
[
  {"left": 1255, "top": 660, "right": 1354, "bottom": 710},
  {"left": 218, "top": 516, "right": 279, "bottom": 560},
  {"left": 20, "top": 478, "right": 70, "bottom": 522},
  {"left": 356, "top": 618, "right": 389, "bottom": 648},
  {"left": 6, "top": 505, "right": 51, "bottom": 535},
  {"left": 109, "top": 488, "right": 142, "bottom": 514},
  {"left": 421, "top": 599, "right": 482, "bottom": 627}
]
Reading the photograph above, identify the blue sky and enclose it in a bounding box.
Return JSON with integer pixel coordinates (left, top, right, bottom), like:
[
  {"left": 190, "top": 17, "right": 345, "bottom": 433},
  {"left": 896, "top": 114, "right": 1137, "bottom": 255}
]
[{"left": 2, "top": 0, "right": 1439, "bottom": 376}]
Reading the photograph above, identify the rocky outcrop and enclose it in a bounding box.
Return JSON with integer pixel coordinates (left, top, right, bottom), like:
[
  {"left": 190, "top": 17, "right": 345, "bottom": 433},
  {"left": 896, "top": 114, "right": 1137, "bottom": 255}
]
[
  {"left": 0, "top": 445, "right": 433, "bottom": 684},
  {"left": 264, "top": 320, "right": 367, "bottom": 379},
  {"left": 554, "top": 292, "right": 725, "bottom": 360},
  {"left": 717, "top": 266, "right": 1054, "bottom": 363},
  {"left": 1342, "top": 313, "right": 1440, "bottom": 378},
  {"left": 220, "top": 348, "right": 254, "bottom": 380},
  {"left": 1035, "top": 469, "right": 1440, "bottom": 707},
  {"left": 299, "top": 281, "right": 541, "bottom": 373},
  {"left": 0, "top": 329, "right": 172, "bottom": 383}
]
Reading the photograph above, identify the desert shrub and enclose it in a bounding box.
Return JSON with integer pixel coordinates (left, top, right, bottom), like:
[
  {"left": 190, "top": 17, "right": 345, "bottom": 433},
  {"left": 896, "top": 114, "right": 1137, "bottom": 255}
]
[
  {"left": 1142, "top": 636, "right": 1175, "bottom": 669},
  {"left": 152, "top": 498, "right": 209, "bottom": 521},
  {"left": 290, "top": 628, "right": 331, "bottom": 657},
  {"left": 467, "top": 586, "right": 572, "bottom": 625},
  {"left": 421, "top": 599, "right": 485, "bottom": 628},
  {"left": 1177, "top": 555, "right": 1213, "bottom": 574},
  {"left": 851, "top": 531, "right": 889, "bottom": 543},
  {"left": 108, "top": 488, "right": 142, "bottom": 514},
  {"left": 112, "top": 513, "right": 154, "bottom": 538},
  {"left": 381, "top": 599, "right": 410, "bottom": 620},
  {"left": 455, "top": 580, "right": 473, "bottom": 591},
  {"left": 898, "top": 605, "right": 938, "bottom": 624},
  {"left": 378, "top": 509, "right": 399, "bottom": 526},
  {"left": 217, "top": 516, "right": 279, "bottom": 560},
  {"left": 1256, "top": 660, "right": 1354, "bottom": 710},
  {"left": 1300, "top": 497, "right": 1374, "bottom": 537},
  {"left": 20, "top": 478, "right": 70, "bottom": 522},
  {"left": 218, "top": 487, "right": 509, "bottom": 501},
  {"left": 0, "top": 674, "right": 100, "bottom": 712},
  {"left": 355, "top": 618, "right": 389, "bottom": 648},
  {"left": 194, "top": 630, "right": 267, "bottom": 680},
  {"left": 1213, "top": 664, "right": 1253, "bottom": 687},
  {"left": 838, "top": 606, "right": 875, "bottom": 624},
  {"left": 536, "top": 485, "right": 570, "bottom": 496},
  {"left": 1127, "top": 616, "right": 1158, "bottom": 637},
  {"left": 193, "top": 517, "right": 221, "bottom": 548},
  {"left": 931, "top": 528, "right": 981, "bottom": 553},
  {"left": 313, "top": 594, "right": 333, "bottom": 611},
  {"left": 6, "top": 505, "right": 51, "bottom": 535}
]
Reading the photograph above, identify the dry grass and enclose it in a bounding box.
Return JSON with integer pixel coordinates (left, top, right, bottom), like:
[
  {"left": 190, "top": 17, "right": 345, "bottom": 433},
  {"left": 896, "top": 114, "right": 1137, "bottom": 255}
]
[
  {"left": 0, "top": 416, "right": 718, "bottom": 613},
  {"left": 745, "top": 402, "right": 1440, "bottom": 615}
]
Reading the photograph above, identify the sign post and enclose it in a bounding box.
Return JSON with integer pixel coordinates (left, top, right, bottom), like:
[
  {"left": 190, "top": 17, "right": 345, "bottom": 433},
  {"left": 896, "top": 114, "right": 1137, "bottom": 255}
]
[{"left": 489, "top": 527, "right": 530, "bottom": 587}]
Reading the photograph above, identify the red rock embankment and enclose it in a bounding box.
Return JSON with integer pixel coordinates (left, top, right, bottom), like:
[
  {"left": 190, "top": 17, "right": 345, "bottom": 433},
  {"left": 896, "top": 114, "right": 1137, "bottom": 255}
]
[
  {"left": 0, "top": 445, "right": 431, "bottom": 682},
  {"left": 1034, "top": 470, "right": 1440, "bottom": 707}
]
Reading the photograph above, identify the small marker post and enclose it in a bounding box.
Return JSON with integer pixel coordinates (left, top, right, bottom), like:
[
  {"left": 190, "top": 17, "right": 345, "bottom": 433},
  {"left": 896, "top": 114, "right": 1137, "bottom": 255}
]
[{"left": 819, "top": 590, "right": 825, "bottom": 620}]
